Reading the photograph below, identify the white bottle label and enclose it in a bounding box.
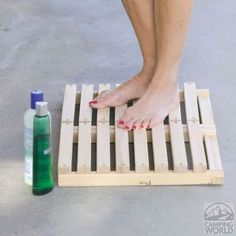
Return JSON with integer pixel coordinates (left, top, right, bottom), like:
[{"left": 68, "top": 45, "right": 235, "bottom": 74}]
[{"left": 24, "top": 127, "right": 33, "bottom": 185}]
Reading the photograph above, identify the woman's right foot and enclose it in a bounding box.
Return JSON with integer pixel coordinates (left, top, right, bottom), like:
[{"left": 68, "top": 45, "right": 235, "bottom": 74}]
[{"left": 89, "top": 65, "right": 155, "bottom": 108}]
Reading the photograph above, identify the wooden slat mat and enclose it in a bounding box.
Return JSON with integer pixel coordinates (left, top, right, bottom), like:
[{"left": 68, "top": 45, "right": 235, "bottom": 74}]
[{"left": 58, "top": 83, "right": 224, "bottom": 186}]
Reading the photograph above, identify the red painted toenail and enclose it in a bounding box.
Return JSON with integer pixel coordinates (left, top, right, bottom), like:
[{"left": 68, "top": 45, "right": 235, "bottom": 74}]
[
  {"left": 133, "top": 125, "right": 136, "bottom": 129},
  {"left": 125, "top": 125, "right": 129, "bottom": 129},
  {"left": 140, "top": 125, "right": 144, "bottom": 128},
  {"left": 89, "top": 100, "right": 97, "bottom": 104},
  {"left": 118, "top": 120, "right": 124, "bottom": 125}
]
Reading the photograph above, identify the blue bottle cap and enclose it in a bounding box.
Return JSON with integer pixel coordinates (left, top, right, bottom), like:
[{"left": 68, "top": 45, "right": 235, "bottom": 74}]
[{"left": 31, "top": 90, "right": 44, "bottom": 109}]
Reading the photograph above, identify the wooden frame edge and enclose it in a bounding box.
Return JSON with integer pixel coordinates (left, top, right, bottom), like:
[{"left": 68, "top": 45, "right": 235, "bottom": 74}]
[{"left": 58, "top": 170, "right": 224, "bottom": 186}]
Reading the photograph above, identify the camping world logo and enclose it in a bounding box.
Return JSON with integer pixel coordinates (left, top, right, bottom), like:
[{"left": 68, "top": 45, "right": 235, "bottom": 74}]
[{"left": 204, "top": 202, "right": 234, "bottom": 234}]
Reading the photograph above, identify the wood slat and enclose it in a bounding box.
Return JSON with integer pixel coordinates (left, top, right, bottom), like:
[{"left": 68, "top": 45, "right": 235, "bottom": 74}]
[
  {"left": 198, "top": 93, "right": 214, "bottom": 124},
  {"left": 133, "top": 102, "right": 149, "bottom": 173},
  {"left": 169, "top": 103, "right": 188, "bottom": 172},
  {"left": 96, "top": 84, "right": 111, "bottom": 173},
  {"left": 198, "top": 94, "right": 222, "bottom": 170},
  {"left": 58, "top": 84, "right": 77, "bottom": 174},
  {"left": 204, "top": 136, "right": 222, "bottom": 170},
  {"left": 59, "top": 171, "right": 224, "bottom": 186},
  {"left": 77, "top": 84, "right": 94, "bottom": 173},
  {"left": 115, "top": 84, "right": 130, "bottom": 173},
  {"left": 151, "top": 122, "right": 168, "bottom": 171},
  {"left": 184, "top": 82, "right": 207, "bottom": 172}
]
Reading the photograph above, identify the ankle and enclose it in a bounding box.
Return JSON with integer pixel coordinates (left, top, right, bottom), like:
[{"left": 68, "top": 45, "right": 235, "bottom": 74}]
[
  {"left": 138, "top": 61, "right": 156, "bottom": 80},
  {"left": 155, "top": 61, "right": 179, "bottom": 75},
  {"left": 151, "top": 71, "right": 178, "bottom": 92},
  {"left": 152, "top": 61, "right": 179, "bottom": 82}
]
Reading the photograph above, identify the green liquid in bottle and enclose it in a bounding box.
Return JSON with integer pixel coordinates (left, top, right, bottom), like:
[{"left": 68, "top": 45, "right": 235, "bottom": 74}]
[{"left": 33, "top": 104, "right": 54, "bottom": 195}]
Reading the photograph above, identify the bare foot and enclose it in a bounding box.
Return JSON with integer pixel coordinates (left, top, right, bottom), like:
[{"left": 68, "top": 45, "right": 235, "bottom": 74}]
[
  {"left": 117, "top": 70, "right": 179, "bottom": 130},
  {"left": 89, "top": 65, "right": 155, "bottom": 108}
]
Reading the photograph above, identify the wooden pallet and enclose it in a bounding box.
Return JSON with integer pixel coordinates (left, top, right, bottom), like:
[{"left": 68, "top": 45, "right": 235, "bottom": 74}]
[{"left": 58, "top": 83, "right": 223, "bottom": 186}]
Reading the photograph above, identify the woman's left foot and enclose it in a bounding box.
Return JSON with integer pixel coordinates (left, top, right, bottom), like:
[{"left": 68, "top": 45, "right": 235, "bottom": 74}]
[
  {"left": 117, "top": 71, "right": 179, "bottom": 130},
  {"left": 89, "top": 63, "right": 155, "bottom": 109}
]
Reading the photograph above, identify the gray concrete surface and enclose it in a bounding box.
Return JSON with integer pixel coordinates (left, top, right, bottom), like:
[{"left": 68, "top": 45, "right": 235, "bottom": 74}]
[{"left": 1, "top": 0, "right": 236, "bottom": 235}]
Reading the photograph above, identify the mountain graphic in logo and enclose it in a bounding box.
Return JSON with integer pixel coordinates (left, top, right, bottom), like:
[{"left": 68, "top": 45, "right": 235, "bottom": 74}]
[{"left": 204, "top": 203, "right": 234, "bottom": 221}]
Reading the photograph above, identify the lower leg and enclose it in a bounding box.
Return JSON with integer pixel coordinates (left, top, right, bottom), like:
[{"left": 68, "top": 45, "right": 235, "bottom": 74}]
[
  {"left": 118, "top": 0, "right": 193, "bottom": 129},
  {"left": 90, "top": 0, "right": 156, "bottom": 108},
  {"left": 153, "top": 0, "right": 193, "bottom": 83},
  {"left": 122, "top": 0, "right": 157, "bottom": 74}
]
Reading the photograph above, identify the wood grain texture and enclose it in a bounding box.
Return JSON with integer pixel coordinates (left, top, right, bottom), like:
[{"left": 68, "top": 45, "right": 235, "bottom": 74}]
[
  {"left": 198, "top": 94, "right": 222, "bottom": 171},
  {"left": 77, "top": 84, "right": 94, "bottom": 173},
  {"left": 151, "top": 122, "right": 168, "bottom": 171},
  {"left": 115, "top": 84, "right": 130, "bottom": 172},
  {"left": 58, "top": 84, "right": 77, "bottom": 174},
  {"left": 59, "top": 171, "right": 224, "bottom": 186},
  {"left": 169, "top": 103, "right": 188, "bottom": 172},
  {"left": 132, "top": 100, "right": 149, "bottom": 173},
  {"left": 96, "top": 84, "right": 111, "bottom": 173},
  {"left": 184, "top": 83, "right": 207, "bottom": 172}
]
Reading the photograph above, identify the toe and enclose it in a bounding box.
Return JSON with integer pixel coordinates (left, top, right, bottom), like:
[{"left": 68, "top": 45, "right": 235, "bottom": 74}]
[
  {"left": 89, "top": 90, "right": 109, "bottom": 108},
  {"left": 117, "top": 113, "right": 130, "bottom": 129},
  {"left": 132, "top": 119, "right": 142, "bottom": 130},
  {"left": 117, "top": 119, "right": 125, "bottom": 128},
  {"left": 89, "top": 99, "right": 98, "bottom": 107},
  {"left": 89, "top": 100, "right": 106, "bottom": 109},
  {"left": 124, "top": 117, "right": 136, "bottom": 131},
  {"left": 148, "top": 117, "right": 163, "bottom": 128},
  {"left": 140, "top": 119, "right": 149, "bottom": 129}
]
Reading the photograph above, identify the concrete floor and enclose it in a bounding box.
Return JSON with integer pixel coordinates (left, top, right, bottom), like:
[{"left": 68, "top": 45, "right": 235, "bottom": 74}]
[{"left": 1, "top": 0, "right": 236, "bottom": 235}]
